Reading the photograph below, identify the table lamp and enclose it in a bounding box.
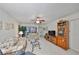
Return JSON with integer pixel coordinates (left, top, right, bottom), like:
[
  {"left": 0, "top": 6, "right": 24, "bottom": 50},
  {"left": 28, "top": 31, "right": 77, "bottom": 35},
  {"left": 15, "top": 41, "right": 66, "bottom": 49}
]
[{"left": 19, "top": 31, "right": 23, "bottom": 37}]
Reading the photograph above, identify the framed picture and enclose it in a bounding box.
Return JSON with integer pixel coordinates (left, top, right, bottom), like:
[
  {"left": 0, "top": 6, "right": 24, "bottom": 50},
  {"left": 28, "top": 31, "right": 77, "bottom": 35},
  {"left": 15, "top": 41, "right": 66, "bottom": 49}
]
[
  {"left": 5, "top": 22, "right": 14, "bottom": 30},
  {"left": 9, "top": 23, "right": 14, "bottom": 29},
  {"left": 0, "top": 21, "right": 3, "bottom": 30},
  {"left": 5, "top": 23, "right": 10, "bottom": 30}
]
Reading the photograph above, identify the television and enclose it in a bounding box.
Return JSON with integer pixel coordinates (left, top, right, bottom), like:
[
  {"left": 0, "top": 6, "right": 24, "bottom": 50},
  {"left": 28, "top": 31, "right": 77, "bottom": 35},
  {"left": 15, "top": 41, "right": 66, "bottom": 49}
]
[{"left": 48, "top": 30, "right": 55, "bottom": 36}]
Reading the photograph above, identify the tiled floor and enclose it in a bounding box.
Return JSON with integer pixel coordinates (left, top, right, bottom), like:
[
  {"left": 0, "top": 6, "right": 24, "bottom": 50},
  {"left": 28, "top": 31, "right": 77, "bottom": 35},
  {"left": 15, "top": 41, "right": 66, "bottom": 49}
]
[{"left": 25, "top": 37, "right": 79, "bottom": 55}]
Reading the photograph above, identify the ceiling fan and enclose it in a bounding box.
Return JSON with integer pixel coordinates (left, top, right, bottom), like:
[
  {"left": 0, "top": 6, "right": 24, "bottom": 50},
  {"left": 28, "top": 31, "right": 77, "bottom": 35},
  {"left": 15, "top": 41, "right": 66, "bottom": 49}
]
[{"left": 32, "top": 16, "right": 45, "bottom": 24}]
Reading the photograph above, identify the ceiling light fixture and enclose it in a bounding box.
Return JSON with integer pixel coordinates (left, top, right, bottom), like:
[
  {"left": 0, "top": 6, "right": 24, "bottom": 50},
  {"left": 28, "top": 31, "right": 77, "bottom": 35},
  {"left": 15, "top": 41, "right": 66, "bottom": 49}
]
[{"left": 35, "top": 17, "right": 45, "bottom": 24}]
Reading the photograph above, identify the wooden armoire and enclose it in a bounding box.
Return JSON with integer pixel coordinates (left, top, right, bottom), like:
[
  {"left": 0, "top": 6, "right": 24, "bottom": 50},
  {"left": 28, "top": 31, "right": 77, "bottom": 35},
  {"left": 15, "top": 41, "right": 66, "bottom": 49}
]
[
  {"left": 44, "top": 20, "right": 69, "bottom": 50},
  {"left": 56, "top": 20, "right": 69, "bottom": 50}
]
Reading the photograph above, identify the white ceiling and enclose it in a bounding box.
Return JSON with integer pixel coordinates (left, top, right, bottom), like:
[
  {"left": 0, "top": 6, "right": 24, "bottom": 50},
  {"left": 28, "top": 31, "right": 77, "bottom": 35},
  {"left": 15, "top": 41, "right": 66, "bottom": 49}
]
[{"left": 0, "top": 3, "right": 79, "bottom": 23}]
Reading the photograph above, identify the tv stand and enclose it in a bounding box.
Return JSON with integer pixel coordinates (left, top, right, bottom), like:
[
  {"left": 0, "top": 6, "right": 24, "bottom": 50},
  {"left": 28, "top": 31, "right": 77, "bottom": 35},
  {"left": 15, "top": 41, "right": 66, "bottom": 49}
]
[{"left": 44, "top": 33, "right": 56, "bottom": 44}]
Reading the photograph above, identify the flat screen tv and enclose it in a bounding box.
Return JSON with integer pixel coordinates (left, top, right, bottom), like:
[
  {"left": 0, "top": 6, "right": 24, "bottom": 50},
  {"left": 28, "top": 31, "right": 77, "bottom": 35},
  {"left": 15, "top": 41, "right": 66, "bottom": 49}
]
[{"left": 48, "top": 30, "right": 55, "bottom": 36}]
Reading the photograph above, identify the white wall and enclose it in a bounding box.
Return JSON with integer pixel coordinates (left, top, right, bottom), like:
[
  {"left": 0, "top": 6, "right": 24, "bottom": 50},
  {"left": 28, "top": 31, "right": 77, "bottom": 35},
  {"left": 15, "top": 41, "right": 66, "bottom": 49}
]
[
  {"left": 69, "top": 20, "right": 79, "bottom": 52},
  {"left": 0, "top": 9, "right": 18, "bottom": 42},
  {"left": 47, "top": 20, "right": 57, "bottom": 35}
]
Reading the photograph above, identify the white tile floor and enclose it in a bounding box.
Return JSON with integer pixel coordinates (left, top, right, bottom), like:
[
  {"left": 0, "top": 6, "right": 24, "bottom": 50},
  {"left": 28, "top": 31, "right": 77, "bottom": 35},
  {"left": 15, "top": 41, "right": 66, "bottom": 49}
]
[{"left": 25, "top": 37, "right": 79, "bottom": 55}]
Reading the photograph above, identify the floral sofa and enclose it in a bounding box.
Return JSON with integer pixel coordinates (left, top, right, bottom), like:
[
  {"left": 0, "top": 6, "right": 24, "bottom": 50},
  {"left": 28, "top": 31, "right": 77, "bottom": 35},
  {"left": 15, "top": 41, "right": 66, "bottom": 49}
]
[{"left": 0, "top": 37, "right": 27, "bottom": 55}]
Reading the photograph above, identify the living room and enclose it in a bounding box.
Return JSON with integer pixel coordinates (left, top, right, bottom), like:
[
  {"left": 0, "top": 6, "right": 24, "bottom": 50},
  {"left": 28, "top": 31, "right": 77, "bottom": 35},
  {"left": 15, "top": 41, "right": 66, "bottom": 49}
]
[{"left": 0, "top": 3, "right": 79, "bottom": 55}]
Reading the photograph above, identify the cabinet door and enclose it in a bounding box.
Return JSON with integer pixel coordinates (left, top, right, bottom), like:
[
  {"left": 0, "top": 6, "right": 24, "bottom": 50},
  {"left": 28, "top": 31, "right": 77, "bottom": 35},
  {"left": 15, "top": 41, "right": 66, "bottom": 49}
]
[
  {"left": 56, "top": 36, "right": 68, "bottom": 49},
  {"left": 61, "top": 38, "right": 67, "bottom": 49},
  {"left": 52, "top": 37, "right": 56, "bottom": 44},
  {"left": 70, "top": 20, "right": 79, "bottom": 52},
  {"left": 56, "top": 36, "right": 62, "bottom": 47}
]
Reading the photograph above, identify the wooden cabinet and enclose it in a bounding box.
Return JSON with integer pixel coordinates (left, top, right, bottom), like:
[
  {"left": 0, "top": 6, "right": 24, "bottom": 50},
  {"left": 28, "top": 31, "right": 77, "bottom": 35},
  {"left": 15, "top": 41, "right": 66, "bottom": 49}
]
[
  {"left": 57, "top": 20, "right": 69, "bottom": 50},
  {"left": 44, "top": 33, "right": 56, "bottom": 44},
  {"left": 45, "top": 20, "right": 69, "bottom": 50}
]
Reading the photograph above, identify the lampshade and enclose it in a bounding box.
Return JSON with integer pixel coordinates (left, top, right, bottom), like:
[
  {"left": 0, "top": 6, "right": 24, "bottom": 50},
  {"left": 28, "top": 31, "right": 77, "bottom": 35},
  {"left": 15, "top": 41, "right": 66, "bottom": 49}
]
[
  {"left": 36, "top": 20, "right": 40, "bottom": 24},
  {"left": 35, "top": 17, "right": 45, "bottom": 24},
  {"left": 19, "top": 31, "right": 23, "bottom": 35}
]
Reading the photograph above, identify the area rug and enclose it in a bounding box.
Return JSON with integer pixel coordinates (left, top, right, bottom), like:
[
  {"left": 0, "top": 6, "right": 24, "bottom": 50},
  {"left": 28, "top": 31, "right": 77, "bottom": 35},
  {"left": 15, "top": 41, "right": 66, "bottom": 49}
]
[
  {"left": 15, "top": 50, "right": 35, "bottom": 55},
  {"left": 24, "top": 51, "right": 35, "bottom": 55}
]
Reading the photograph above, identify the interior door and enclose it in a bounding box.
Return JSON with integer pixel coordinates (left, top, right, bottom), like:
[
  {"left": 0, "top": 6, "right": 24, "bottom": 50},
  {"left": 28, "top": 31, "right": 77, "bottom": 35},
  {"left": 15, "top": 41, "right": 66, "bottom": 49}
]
[{"left": 70, "top": 20, "right": 79, "bottom": 52}]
